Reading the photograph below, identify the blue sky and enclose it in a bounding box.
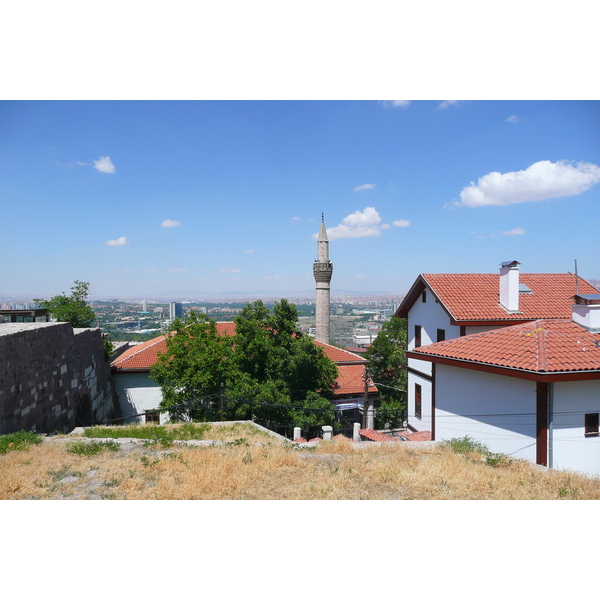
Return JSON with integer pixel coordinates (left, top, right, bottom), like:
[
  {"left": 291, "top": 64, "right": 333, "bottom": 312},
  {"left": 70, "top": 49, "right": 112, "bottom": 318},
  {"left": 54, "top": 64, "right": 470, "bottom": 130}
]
[{"left": 1, "top": 100, "right": 599, "bottom": 299}]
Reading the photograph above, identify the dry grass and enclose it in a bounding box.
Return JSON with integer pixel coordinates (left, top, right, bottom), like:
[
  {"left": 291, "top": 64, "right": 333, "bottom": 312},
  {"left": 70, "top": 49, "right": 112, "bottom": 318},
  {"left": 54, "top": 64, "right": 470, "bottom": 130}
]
[{"left": 2, "top": 427, "right": 600, "bottom": 500}]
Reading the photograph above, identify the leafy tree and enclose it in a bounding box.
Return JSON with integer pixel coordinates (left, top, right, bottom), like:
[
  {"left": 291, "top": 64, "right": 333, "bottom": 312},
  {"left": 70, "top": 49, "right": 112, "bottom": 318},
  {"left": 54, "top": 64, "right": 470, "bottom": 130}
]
[
  {"left": 233, "top": 299, "right": 338, "bottom": 403},
  {"left": 35, "top": 280, "right": 96, "bottom": 328},
  {"left": 151, "top": 312, "right": 235, "bottom": 421},
  {"left": 150, "top": 300, "right": 338, "bottom": 436},
  {"left": 364, "top": 317, "right": 408, "bottom": 429}
]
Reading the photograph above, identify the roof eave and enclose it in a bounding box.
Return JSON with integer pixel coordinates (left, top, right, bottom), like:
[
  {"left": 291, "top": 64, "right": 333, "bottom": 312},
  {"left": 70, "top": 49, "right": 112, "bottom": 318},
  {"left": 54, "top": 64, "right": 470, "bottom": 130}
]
[{"left": 406, "top": 351, "right": 600, "bottom": 382}]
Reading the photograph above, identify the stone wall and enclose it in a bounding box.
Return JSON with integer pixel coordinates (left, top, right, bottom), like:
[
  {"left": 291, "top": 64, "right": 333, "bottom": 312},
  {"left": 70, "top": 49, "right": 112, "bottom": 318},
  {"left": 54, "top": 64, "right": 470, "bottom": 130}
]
[{"left": 0, "top": 322, "right": 116, "bottom": 435}]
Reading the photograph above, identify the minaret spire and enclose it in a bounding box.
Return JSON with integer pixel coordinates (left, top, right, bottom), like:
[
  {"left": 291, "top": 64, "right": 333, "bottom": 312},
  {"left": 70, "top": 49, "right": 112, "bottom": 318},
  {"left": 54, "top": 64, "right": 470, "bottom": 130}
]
[{"left": 313, "top": 213, "right": 333, "bottom": 344}]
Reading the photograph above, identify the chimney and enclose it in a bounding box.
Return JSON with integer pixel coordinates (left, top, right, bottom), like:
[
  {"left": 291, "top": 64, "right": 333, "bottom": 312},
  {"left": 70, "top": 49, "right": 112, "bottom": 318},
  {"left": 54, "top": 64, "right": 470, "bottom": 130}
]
[
  {"left": 572, "top": 295, "right": 600, "bottom": 333},
  {"left": 499, "top": 260, "right": 521, "bottom": 313}
]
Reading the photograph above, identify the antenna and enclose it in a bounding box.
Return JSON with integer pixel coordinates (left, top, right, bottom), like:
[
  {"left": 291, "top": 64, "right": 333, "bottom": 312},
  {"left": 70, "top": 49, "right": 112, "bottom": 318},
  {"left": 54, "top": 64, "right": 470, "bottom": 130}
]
[{"left": 575, "top": 259, "right": 579, "bottom": 296}]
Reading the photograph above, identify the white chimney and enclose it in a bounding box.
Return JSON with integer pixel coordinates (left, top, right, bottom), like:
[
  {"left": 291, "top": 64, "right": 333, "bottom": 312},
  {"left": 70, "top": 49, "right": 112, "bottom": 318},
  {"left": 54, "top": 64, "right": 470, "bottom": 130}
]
[
  {"left": 499, "top": 260, "right": 521, "bottom": 313},
  {"left": 572, "top": 295, "right": 600, "bottom": 333}
]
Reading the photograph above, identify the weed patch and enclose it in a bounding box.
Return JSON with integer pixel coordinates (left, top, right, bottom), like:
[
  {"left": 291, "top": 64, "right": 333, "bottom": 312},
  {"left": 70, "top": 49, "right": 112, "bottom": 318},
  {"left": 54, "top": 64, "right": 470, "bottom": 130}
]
[
  {"left": 0, "top": 430, "right": 43, "bottom": 453},
  {"left": 66, "top": 440, "right": 120, "bottom": 456}
]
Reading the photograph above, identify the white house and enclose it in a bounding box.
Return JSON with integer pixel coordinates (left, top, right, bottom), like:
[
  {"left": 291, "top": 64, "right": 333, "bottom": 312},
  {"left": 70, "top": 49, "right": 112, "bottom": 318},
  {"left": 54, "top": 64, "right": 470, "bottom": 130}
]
[
  {"left": 405, "top": 294, "right": 600, "bottom": 477},
  {"left": 394, "top": 261, "right": 599, "bottom": 439},
  {"left": 110, "top": 321, "right": 377, "bottom": 425}
]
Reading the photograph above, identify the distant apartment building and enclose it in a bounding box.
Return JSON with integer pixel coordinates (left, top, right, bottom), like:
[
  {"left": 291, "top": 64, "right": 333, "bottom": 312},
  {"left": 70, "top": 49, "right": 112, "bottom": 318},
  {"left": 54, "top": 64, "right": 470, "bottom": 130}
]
[{"left": 169, "top": 302, "right": 183, "bottom": 320}]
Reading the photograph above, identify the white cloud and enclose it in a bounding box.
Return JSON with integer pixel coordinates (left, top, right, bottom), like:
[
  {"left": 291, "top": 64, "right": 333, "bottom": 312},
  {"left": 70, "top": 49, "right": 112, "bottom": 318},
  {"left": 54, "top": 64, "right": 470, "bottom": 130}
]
[
  {"left": 161, "top": 219, "right": 181, "bottom": 228},
  {"left": 167, "top": 267, "right": 187, "bottom": 272},
  {"left": 438, "top": 100, "right": 459, "bottom": 109},
  {"left": 501, "top": 227, "right": 526, "bottom": 236},
  {"left": 454, "top": 160, "right": 600, "bottom": 208},
  {"left": 262, "top": 274, "right": 283, "bottom": 281},
  {"left": 245, "top": 249, "right": 256, "bottom": 254},
  {"left": 393, "top": 219, "right": 410, "bottom": 228},
  {"left": 382, "top": 101, "right": 410, "bottom": 108},
  {"left": 505, "top": 115, "right": 520, "bottom": 123},
  {"left": 290, "top": 216, "right": 302, "bottom": 222},
  {"left": 93, "top": 156, "right": 116, "bottom": 174},
  {"left": 324, "top": 207, "right": 388, "bottom": 240},
  {"left": 146, "top": 269, "right": 157, "bottom": 272},
  {"left": 105, "top": 237, "right": 128, "bottom": 246},
  {"left": 354, "top": 183, "right": 376, "bottom": 192},
  {"left": 218, "top": 268, "right": 241, "bottom": 274}
]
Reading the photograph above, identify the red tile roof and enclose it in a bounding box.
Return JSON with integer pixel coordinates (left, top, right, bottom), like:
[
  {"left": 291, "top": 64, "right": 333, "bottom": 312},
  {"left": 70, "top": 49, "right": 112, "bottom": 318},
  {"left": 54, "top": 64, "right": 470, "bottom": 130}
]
[
  {"left": 111, "top": 322, "right": 377, "bottom": 396},
  {"left": 332, "top": 364, "right": 378, "bottom": 396},
  {"left": 409, "top": 319, "right": 600, "bottom": 375},
  {"left": 313, "top": 341, "right": 368, "bottom": 364},
  {"left": 359, "top": 428, "right": 399, "bottom": 442},
  {"left": 111, "top": 321, "right": 236, "bottom": 372},
  {"left": 397, "top": 273, "right": 598, "bottom": 324},
  {"left": 400, "top": 430, "right": 432, "bottom": 441}
]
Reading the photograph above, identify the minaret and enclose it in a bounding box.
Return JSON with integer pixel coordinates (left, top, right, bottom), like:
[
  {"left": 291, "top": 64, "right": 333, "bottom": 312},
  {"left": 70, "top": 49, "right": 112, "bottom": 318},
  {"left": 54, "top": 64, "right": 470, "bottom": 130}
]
[{"left": 313, "top": 213, "right": 333, "bottom": 344}]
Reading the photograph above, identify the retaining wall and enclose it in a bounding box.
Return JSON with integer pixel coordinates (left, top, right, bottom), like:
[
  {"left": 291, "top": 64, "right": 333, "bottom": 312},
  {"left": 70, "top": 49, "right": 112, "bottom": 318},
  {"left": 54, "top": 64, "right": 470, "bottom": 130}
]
[{"left": 0, "top": 322, "right": 116, "bottom": 434}]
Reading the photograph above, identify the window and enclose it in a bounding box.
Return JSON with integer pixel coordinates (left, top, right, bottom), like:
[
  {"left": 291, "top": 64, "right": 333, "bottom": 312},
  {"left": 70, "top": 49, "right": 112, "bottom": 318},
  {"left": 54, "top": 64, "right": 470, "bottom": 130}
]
[
  {"left": 415, "top": 325, "right": 422, "bottom": 348},
  {"left": 437, "top": 328, "right": 445, "bottom": 342},
  {"left": 421, "top": 291, "right": 427, "bottom": 303},
  {"left": 415, "top": 384, "right": 422, "bottom": 419},
  {"left": 145, "top": 410, "right": 160, "bottom": 424},
  {"left": 585, "top": 413, "right": 599, "bottom": 437}
]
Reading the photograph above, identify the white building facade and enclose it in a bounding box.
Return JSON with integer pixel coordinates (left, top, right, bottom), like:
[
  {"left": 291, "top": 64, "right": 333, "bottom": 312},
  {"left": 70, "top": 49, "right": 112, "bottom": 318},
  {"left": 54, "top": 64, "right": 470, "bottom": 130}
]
[{"left": 396, "top": 264, "right": 599, "bottom": 438}]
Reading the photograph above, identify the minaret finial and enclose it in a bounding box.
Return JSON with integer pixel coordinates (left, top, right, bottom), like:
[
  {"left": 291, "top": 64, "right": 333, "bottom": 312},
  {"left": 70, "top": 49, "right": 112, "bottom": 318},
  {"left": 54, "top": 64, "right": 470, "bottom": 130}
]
[{"left": 322, "top": 212, "right": 324, "bottom": 223}]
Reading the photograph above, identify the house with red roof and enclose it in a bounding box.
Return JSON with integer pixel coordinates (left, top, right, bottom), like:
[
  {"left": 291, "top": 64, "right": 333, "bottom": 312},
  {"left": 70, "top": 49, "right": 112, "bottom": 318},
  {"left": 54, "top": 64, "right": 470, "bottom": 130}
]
[
  {"left": 111, "top": 322, "right": 377, "bottom": 425},
  {"left": 395, "top": 261, "right": 598, "bottom": 445},
  {"left": 397, "top": 261, "right": 600, "bottom": 476}
]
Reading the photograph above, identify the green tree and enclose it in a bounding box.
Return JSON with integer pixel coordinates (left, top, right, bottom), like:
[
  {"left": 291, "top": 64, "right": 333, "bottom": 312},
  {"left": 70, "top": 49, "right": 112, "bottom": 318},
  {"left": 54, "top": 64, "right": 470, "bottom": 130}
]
[
  {"left": 364, "top": 317, "right": 408, "bottom": 429},
  {"left": 233, "top": 299, "right": 338, "bottom": 403},
  {"left": 150, "top": 312, "right": 235, "bottom": 421},
  {"left": 151, "top": 300, "right": 339, "bottom": 436},
  {"left": 35, "top": 280, "right": 96, "bottom": 328}
]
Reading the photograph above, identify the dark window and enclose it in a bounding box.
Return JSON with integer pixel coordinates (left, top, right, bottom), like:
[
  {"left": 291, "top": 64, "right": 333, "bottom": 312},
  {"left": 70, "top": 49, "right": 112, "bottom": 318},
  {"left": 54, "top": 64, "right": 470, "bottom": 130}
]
[
  {"left": 415, "top": 384, "right": 422, "bottom": 419},
  {"left": 145, "top": 410, "right": 160, "bottom": 424},
  {"left": 437, "top": 329, "right": 446, "bottom": 342},
  {"left": 415, "top": 325, "right": 422, "bottom": 348},
  {"left": 421, "top": 291, "right": 427, "bottom": 303},
  {"left": 585, "top": 413, "right": 599, "bottom": 437}
]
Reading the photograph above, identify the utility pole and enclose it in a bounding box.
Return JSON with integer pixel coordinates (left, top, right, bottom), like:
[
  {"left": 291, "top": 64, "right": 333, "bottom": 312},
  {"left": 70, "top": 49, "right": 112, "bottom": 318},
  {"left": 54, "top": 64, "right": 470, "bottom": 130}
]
[
  {"left": 362, "top": 366, "right": 371, "bottom": 429},
  {"left": 220, "top": 382, "right": 225, "bottom": 422}
]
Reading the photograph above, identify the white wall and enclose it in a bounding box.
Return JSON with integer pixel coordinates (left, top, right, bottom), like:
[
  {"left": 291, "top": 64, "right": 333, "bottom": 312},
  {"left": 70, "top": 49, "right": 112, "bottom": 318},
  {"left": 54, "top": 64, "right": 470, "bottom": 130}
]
[
  {"left": 463, "top": 325, "right": 505, "bottom": 336},
  {"left": 435, "top": 365, "right": 537, "bottom": 462},
  {"left": 407, "top": 371, "right": 433, "bottom": 432},
  {"left": 406, "top": 285, "right": 460, "bottom": 431},
  {"left": 552, "top": 381, "right": 600, "bottom": 477},
  {"left": 407, "top": 286, "right": 460, "bottom": 375},
  {"left": 113, "top": 372, "right": 167, "bottom": 425}
]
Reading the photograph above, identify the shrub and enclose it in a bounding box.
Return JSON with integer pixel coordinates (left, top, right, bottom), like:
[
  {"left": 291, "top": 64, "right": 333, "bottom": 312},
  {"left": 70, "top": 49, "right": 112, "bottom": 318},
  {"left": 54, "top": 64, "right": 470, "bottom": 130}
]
[
  {"left": 442, "top": 436, "right": 489, "bottom": 455},
  {"left": 0, "top": 430, "right": 43, "bottom": 453}
]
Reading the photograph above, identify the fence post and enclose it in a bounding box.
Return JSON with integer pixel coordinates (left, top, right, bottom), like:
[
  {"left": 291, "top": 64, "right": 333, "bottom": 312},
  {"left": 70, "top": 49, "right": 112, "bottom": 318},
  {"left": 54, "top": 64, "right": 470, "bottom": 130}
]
[
  {"left": 293, "top": 427, "right": 301, "bottom": 441},
  {"left": 322, "top": 425, "right": 332, "bottom": 441},
  {"left": 353, "top": 422, "right": 361, "bottom": 442}
]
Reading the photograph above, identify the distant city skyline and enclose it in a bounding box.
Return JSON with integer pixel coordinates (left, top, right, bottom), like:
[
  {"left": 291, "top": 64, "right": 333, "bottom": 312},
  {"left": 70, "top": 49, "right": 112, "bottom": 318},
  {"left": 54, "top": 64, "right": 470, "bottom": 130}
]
[{"left": 2, "top": 101, "right": 599, "bottom": 299}]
